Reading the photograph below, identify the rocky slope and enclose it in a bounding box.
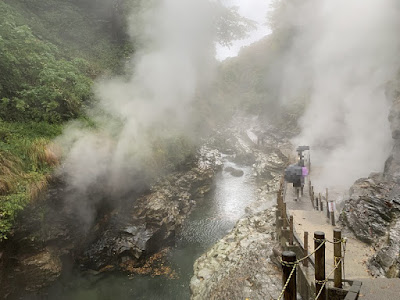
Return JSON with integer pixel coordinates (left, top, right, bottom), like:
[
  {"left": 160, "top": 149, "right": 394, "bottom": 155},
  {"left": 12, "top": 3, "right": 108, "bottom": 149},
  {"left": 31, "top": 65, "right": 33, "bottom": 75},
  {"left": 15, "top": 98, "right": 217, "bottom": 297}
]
[
  {"left": 341, "top": 81, "right": 400, "bottom": 277},
  {"left": 0, "top": 146, "right": 222, "bottom": 296},
  {"left": 190, "top": 209, "right": 281, "bottom": 300}
]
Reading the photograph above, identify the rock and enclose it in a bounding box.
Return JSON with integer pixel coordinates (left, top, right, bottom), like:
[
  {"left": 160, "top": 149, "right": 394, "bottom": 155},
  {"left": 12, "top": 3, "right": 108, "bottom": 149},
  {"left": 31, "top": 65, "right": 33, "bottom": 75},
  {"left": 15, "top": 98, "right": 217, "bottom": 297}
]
[
  {"left": 341, "top": 174, "right": 395, "bottom": 244},
  {"left": 369, "top": 218, "right": 400, "bottom": 278},
  {"left": 224, "top": 166, "right": 244, "bottom": 177},
  {"left": 340, "top": 172, "right": 400, "bottom": 276},
  {"left": 78, "top": 146, "right": 222, "bottom": 272},
  {"left": 20, "top": 248, "right": 62, "bottom": 291},
  {"left": 190, "top": 209, "right": 281, "bottom": 300},
  {"left": 341, "top": 81, "right": 400, "bottom": 277}
]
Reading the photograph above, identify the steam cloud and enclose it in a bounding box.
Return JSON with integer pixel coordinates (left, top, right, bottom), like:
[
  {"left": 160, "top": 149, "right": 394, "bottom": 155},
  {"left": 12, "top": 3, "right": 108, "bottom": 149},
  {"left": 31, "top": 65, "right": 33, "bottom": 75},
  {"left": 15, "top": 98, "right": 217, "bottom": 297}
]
[
  {"left": 278, "top": 0, "right": 400, "bottom": 188},
  {"left": 56, "top": 0, "right": 221, "bottom": 223}
]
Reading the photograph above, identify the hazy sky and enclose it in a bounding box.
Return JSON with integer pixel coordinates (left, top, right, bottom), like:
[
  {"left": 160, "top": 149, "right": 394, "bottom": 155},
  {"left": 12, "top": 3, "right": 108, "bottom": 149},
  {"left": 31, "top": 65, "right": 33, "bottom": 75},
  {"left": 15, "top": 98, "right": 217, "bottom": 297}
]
[{"left": 216, "top": 0, "right": 273, "bottom": 60}]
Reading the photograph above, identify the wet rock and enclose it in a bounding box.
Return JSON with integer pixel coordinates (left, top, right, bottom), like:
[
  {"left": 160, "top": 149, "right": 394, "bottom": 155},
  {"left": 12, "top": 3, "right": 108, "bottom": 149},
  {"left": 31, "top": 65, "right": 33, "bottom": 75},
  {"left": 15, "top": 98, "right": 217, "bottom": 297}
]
[
  {"left": 190, "top": 209, "right": 281, "bottom": 300},
  {"left": 20, "top": 248, "right": 62, "bottom": 291},
  {"left": 224, "top": 166, "right": 244, "bottom": 177},
  {"left": 79, "top": 146, "right": 222, "bottom": 272}
]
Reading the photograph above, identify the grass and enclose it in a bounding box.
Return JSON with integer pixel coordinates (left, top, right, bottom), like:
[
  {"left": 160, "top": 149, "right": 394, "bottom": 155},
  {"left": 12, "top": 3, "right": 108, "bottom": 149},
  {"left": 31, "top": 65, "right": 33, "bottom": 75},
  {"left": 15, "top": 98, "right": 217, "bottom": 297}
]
[{"left": 0, "top": 120, "right": 62, "bottom": 240}]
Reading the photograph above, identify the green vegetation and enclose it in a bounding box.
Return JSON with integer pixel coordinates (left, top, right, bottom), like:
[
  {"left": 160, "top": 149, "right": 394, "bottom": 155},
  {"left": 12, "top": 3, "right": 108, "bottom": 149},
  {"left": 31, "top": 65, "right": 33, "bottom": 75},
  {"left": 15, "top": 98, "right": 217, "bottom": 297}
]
[
  {"left": 0, "top": 0, "right": 254, "bottom": 240},
  {"left": 0, "top": 0, "right": 132, "bottom": 239},
  {"left": 0, "top": 121, "right": 62, "bottom": 240}
]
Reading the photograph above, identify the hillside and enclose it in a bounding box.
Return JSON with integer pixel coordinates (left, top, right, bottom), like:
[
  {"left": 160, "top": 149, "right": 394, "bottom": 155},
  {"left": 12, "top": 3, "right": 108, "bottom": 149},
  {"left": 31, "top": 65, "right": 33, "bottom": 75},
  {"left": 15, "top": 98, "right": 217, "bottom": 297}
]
[{"left": 0, "top": 0, "right": 133, "bottom": 239}]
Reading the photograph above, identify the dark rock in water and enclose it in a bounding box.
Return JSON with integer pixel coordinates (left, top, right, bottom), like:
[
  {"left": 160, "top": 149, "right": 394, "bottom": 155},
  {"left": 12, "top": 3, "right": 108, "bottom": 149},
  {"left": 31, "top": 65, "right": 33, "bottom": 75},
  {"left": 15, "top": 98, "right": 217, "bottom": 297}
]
[
  {"left": 20, "top": 248, "right": 62, "bottom": 291},
  {"left": 78, "top": 146, "right": 222, "bottom": 272},
  {"left": 224, "top": 166, "right": 244, "bottom": 177}
]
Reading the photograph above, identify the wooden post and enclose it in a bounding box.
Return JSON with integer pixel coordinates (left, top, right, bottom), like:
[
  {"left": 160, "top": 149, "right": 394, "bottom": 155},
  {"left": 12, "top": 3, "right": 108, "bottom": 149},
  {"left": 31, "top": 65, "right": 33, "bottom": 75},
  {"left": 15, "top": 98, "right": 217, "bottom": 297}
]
[
  {"left": 326, "top": 189, "right": 329, "bottom": 218},
  {"left": 283, "top": 202, "right": 288, "bottom": 228},
  {"left": 316, "top": 196, "right": 319, "bottom": 210},
  {"left": 289, "top": 216, "right": 294, "bottom": 245},
  {"left": 282, "top": 251, "right": 297, "bottom": 300},
  {"left": 312, "top": 186, "right": 315, "bottom": 209},
  {"left": 331, "top": 210, "right": 336, "bottom": 226},
  {"left": 315, "top": 231, "right": 326, "bottom": 300},
  {"left": 304, "top": 231, "right": 309, "bottom": 267},
  {"left": 319, "top": 193, "right": 323, "bottom": 211},
  {"left": 333, "top": 229, "right": 343, "bottom": 288}
]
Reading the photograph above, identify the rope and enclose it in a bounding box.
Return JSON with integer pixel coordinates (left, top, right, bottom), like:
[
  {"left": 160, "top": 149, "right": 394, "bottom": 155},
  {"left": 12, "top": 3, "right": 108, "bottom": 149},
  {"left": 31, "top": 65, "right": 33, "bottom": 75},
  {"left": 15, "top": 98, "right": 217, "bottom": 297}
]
[
  {"left": 314, "top": 238, "right": 347, "bottom": 300},
  {"left": 279, "top": 239, "right": 326, "bottom": 267},
  {"left": 315, "top": 257, "right": 343, "bottom": 299},
  {"left": 342, "top": 237, "right": 347, "bottom": 283},
  {"left": 277, "top": 262, "right": 298, "bottom": 300}
]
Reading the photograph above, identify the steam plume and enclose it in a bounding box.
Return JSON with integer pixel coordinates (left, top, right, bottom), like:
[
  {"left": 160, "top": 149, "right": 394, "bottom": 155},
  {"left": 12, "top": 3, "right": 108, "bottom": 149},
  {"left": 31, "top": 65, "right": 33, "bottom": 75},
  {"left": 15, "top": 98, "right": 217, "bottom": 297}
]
[
  {"left": 56, "top": 0, "right": 222, "bottom": 223},
  {"left": 277, "top": 0, "right": 400, "bottom": 188}
]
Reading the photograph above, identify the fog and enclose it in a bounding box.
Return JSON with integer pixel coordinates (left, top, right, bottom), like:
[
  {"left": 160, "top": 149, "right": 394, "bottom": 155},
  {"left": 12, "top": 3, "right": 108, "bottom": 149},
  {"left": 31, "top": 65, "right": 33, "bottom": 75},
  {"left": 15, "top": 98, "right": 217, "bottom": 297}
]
[
  {"left": 56, "top": 0, "right": 225, "bottom": 223},
  {"left": 278, "top": 0, "right": 400, "bottom": 188},
  {"left": 216, "top": 0, "right": 273, "bottom": 60},
  {"left": 55, "top": 0, "right": 400, "bottom": 223}
]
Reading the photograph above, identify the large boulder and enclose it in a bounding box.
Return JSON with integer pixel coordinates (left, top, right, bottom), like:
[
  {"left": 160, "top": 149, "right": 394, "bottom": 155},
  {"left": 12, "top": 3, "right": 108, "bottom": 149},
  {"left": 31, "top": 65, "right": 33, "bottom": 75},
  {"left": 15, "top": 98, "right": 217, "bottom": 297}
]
[
  {"left": 341, "top": 173, "right": 395, "bottom": 244},
  {"left": 190, "top": 209, "right": 281, "bottom": 300},
  {"left": 340, "top": 173, "right": 400, "bottom": 277}
]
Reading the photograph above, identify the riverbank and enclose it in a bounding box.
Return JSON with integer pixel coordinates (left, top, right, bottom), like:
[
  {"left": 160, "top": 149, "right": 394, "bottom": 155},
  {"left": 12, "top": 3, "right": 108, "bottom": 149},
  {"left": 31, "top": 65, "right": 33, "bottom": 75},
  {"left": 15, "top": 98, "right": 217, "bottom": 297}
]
[
  {"left": 0, "top": 143, "right": 222, "bottom": 298},
  {"left": 190, "top": 116, "right": 292, "bottom": 299}
]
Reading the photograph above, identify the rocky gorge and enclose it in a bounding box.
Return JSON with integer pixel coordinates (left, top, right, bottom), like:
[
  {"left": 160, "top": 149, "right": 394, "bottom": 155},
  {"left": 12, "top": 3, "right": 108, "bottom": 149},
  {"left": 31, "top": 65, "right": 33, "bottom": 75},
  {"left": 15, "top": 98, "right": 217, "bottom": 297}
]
[
  {"left": 0, "top": 113, "right": 295, "bottom": 299},
  {"left": 0, "top": 144, "right": 222, "bottom": 297}
]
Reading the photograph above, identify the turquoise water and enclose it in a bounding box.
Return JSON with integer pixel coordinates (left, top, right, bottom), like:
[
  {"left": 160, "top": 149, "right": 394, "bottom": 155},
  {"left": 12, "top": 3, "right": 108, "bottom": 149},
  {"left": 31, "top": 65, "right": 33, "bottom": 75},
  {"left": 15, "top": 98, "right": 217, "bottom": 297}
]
[{"left": 22, "top": 159, "right": 256, "bottom": 300}]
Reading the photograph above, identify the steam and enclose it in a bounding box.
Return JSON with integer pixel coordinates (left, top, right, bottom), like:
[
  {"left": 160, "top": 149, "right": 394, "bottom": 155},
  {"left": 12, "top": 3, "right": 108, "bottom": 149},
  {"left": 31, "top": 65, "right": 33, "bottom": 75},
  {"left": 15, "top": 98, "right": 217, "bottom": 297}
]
[
  {"left": 56, "top": 0, "right": 222, "bottom": 223},
  {"left": 277, "top": 0, "right": 400, "bottom": 188}
]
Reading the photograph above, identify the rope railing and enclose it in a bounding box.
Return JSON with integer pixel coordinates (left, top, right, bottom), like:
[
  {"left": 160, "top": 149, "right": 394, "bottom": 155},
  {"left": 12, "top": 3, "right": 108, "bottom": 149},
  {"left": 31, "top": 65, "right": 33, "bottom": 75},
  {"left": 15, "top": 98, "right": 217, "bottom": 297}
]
[
  {"left": 277, "top": 262, "right": 298, "bottom": 300},
  {"left": 275, "top": 234, "right": 348, "bottom": 300},
  {"left": 315, "top": 256, "right": 344, "bottom": 300}
]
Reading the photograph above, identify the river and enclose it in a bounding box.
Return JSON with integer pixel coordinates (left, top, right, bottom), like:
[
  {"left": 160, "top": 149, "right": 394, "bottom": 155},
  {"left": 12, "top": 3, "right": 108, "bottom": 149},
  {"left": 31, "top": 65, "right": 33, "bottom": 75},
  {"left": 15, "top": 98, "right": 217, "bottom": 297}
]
[{"left": 24, "top": 157, "right": 256, "bottom": 300}]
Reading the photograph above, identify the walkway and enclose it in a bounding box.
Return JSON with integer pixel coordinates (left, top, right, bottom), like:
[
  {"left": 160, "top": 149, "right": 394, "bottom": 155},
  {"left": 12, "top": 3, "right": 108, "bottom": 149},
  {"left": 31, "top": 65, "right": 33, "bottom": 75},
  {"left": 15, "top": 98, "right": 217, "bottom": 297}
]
[
  {"left": 281, "top": 154, "right": 400, "bottom": 299},
  {"left": 286, "top": 184, "right": 373, "bottom": 280}
]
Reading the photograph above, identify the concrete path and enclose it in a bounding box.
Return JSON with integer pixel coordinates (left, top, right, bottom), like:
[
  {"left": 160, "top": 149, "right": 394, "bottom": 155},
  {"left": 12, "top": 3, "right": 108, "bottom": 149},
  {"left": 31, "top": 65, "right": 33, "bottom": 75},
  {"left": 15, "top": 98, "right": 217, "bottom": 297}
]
[
  {"left": 357, "top": 278, "right": 400, "bottom": 300},
  {"left": 284, "top": 167, "right": 374, "bottom": 280}
]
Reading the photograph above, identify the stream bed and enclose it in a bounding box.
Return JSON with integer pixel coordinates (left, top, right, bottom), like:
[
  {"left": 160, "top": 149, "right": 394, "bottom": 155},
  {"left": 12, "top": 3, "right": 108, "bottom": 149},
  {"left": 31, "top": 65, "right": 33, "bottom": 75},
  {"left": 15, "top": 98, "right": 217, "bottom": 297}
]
[{"left": 25, "top": 158, "right": 256, "bottom": 300}]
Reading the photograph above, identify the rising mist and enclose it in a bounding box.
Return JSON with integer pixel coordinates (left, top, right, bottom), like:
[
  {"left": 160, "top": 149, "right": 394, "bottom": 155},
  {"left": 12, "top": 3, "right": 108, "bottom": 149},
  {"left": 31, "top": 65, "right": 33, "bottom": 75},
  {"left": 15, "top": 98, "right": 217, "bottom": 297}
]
[
  {"left": 55, "top": 0, "right": 229, "bottom": 224},
  {"left": 275, "top": 0, "right": 400, "bottom": 188}
]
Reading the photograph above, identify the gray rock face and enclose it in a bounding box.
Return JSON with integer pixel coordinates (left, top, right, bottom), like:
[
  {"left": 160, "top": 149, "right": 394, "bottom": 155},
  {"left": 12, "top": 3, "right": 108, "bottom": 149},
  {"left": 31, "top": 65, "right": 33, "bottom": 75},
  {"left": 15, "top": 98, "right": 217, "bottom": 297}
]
[
  {"left": 341, "top": 81, "right": 400, "bottom": 278},
  {"left": 341, "top": 173, "right": 400, "bottom": 277},
  {"left": 190, "top": 209, "right": 281, "bottom": 300},
  {"left": 341, "top": 174, "right": 395, "bottom": 244},
  {"left": 369, "top": 219, "right": 400, "bottom": 277},
  {"left": 79, "top": 146, "right": 222, "bottom": 271},
  {"left": 384, "top": 81, "right": 400, "bottom": 181}
]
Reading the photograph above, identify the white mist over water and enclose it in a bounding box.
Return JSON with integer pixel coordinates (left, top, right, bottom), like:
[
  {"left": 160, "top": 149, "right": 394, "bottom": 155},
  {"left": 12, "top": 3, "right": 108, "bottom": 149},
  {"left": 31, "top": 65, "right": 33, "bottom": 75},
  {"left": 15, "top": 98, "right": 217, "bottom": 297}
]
[
  {"left": 281, "top": 0, "right": 400, "bottom": 188},
  {"left": 56, "top": 0, "right": 228, "bottom": 223}
]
